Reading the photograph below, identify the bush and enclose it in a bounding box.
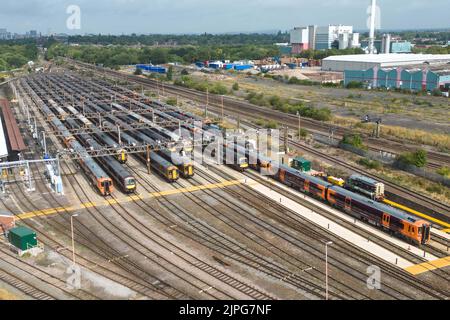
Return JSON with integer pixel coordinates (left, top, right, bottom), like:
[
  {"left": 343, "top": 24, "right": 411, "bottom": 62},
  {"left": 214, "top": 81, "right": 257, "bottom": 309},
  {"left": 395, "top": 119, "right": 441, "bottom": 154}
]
[
  {"left": 166, "top": 97, "right": 177, "bottom": 106},
  {"left": 358, "top": 158, "right": 382, "bottom": 170},
  {"left": 346, "top": 81, "right": 364, "bottom": 89},
  {"left": 298, "top": 128, "right": 308, "bottom": 139},
  {"left": 436, "top": 166, "right": 450, "bottom": 177},
  {"left": 181, "top": 69, "right": 189, "bottom": 75},
  {"left": 232, "top": 82, "right": 239, "bottom": 91},
  {"left": 134, "top": 68, "right": 142, "bottom": 75},
  {"left": 396, "top": 149, "right": 428, "bottom": 168},
  {"left": 265, "top": 120, "right": 278, "bottom": 129},
  {"left": 342, "top": 134, "right": 366, "bottom": 149}
]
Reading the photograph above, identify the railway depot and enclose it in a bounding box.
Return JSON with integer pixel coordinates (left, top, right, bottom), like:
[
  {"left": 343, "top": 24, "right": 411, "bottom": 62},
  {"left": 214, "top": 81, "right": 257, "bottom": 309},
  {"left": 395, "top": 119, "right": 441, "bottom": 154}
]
[{"left": 0, "top": 62, "right": 448, "bottom": 301}]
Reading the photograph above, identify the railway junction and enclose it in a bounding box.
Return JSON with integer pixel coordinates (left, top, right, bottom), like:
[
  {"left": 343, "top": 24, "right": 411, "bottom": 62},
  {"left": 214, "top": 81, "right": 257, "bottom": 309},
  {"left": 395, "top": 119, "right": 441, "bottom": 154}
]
[{"left": 0, "top": 67, "right": 448, "bottom": 300}]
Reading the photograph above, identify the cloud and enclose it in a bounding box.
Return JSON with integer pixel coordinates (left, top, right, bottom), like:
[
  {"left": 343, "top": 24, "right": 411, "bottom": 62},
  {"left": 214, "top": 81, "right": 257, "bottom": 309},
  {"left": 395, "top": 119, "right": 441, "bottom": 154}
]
[{"left": 0, "top": 0, "right": 448, "bottom": 34}]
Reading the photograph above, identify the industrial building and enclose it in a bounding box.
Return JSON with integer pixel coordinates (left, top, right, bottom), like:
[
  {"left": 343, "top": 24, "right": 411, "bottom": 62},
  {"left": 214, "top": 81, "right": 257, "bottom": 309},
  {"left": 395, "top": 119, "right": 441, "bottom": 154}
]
[
  {"left": 322, "top": 54, "right": 450, "bottom": 72},
  {"left": 315, "top": 25, "right": 358, "bottom": 50},
  {"left": 344, "top": 65, "right": 450, "bottom": 91},
  {"left": 290, "top": 24, "right": 359, "bottom": 52},
  {"left": 290, "top": 27, "right": 309, "bottom": 54}
]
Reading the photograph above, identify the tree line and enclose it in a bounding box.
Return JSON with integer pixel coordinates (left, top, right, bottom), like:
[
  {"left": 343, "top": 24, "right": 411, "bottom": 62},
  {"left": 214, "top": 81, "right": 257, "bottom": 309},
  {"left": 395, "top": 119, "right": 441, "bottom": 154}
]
[
  {"left": 46, "top": 44, "right": 281, "bottom": 67},
  {"left": 0, "top": 44, "right": 38, "bottom": 71}
]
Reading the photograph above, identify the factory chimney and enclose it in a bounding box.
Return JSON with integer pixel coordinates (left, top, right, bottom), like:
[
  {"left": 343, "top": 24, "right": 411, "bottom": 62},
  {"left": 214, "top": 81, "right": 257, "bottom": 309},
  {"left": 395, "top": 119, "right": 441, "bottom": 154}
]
[{"left": 368, "top": 0, "right": 377, "bottom": 55}]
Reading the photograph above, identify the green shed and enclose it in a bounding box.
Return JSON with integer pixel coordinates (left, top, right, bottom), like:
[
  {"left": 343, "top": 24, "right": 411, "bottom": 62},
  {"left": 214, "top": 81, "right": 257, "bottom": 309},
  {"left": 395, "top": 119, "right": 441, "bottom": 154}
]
[
  {"left": 292, "top": 157, "right": 312, "bottom": 172},
  {"left": 8, "top": 226, "right": 37, "bottom": 251}
]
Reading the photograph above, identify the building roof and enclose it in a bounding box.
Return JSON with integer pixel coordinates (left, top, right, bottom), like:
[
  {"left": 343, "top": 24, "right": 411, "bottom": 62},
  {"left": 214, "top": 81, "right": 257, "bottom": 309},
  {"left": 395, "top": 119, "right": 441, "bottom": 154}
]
[
  {"left": 0, "top": 99, "right": 26, "bottom": 152},
  {"left": 323, "top": 53, "right": 450, "bottom": 64},
  {"left": 0, "top": 112, "right": 8, "bottom": 159}
]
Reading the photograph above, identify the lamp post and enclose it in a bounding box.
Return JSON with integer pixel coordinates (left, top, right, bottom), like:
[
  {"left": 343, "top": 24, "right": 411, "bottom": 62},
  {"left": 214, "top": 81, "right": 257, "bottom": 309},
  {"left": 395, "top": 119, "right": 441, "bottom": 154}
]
[
  {"left": 71, "top": 214, "right": 79, "bottom": 266},
  {"left": 325, "top": 241, "right": 333, "bottom": 300},
  {"left": 296, "top": 111, "right": 301, "bottom": 140}
]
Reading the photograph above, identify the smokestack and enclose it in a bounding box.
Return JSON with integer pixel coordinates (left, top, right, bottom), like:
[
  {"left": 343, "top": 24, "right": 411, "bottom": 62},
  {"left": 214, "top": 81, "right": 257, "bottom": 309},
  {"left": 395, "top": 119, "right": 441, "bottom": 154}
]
[{"left": 369, "top": 0, "right": 377, "bottom": 54}]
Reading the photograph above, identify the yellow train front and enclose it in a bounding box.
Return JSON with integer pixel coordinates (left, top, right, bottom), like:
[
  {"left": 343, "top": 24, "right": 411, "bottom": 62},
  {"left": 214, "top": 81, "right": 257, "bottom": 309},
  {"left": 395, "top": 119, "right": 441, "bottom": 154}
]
[
  {"left": 150, "top": 152, "right": 180, "bottom": 182},
  {"left": 158, "top": 150, "right": 195, "bottom": 179}
]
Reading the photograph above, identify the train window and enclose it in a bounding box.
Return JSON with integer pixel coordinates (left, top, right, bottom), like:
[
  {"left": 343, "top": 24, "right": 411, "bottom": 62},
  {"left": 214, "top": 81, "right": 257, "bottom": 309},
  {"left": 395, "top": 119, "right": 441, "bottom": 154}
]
[{"left": 127, "top": 179, "right": 136, "bottom": 186}]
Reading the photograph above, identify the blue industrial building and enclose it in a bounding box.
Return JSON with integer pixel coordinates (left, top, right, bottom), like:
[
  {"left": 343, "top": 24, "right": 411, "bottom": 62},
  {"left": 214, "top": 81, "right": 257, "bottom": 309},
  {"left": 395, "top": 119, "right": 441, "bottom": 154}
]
[{"left": 344, "top": 66, "right": 450, "bottom": 91}]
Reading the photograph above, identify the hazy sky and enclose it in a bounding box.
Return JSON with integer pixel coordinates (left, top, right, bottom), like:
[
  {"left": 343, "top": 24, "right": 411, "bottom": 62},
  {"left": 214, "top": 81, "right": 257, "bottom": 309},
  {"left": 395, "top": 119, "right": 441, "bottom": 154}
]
[{"left": 1, "top": 0, "right": 449, "bottom": 35}]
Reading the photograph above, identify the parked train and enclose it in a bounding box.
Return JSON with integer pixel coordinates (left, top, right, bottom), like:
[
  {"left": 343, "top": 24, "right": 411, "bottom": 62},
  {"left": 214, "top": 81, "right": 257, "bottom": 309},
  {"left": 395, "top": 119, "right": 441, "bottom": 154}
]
[
  {"left": 158, "top": 150, "right": 194, "bottom": 178},
  {"left": 234, "top": 144, "right": 431, "bottom": 245},
  {"left": 65, "top": 118, "right": 137, "bottom": 194},
  {"left": 346, "top": 174, "right": 385, "bottom": 201},
  {"left": 44, "top": 107, "right": 113, "bottom": 196},
  {"left": 144, "top": 152, "right": 179, "bottom": 182}
]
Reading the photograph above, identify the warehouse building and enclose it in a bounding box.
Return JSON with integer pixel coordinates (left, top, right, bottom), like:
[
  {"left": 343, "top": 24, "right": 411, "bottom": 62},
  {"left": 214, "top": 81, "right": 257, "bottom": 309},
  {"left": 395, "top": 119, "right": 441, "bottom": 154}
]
[
  {"left": 344, "top": 65, "right": 450, "bottom": 91},
  {"left": 322, "top": 54, "right": 450, "bottom": 72}
]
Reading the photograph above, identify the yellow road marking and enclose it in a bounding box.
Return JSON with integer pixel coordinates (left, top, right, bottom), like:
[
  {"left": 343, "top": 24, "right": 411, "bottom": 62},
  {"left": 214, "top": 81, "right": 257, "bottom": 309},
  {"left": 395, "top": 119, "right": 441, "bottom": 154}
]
[
  {"left": 15, "top": 180, "right": 244, "bottom": 220},
  {"left": 404, "top": 256, "right": 450, "bottom": 275},
  {"left": 383, "top": 199, "right": 450, "bottom": 229},
  {"left": 441, "top": 228, "right": 450, "bottom": 233}
]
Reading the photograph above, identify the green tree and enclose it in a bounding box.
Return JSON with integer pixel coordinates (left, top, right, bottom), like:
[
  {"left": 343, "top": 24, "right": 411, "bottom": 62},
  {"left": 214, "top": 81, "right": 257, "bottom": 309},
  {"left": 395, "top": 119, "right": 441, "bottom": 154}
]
[
  {"left": 397, "top": 149, "right": 428, "bottom": 168},
  {"left": 232, "top": 82, "right": 239, "bottom": 91},
  {"left": 166, "top": 66, "right": 174, "bottom": 81},
  {"left": 134, "top": 68, "right": 143, "bottom": 75}
]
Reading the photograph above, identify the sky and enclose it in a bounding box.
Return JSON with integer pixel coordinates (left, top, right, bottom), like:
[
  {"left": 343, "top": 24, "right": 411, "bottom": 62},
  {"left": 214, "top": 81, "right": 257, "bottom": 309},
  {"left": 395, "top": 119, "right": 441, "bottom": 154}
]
[{"left": 1, "top": 0, "right": 449, "bottom": 35}]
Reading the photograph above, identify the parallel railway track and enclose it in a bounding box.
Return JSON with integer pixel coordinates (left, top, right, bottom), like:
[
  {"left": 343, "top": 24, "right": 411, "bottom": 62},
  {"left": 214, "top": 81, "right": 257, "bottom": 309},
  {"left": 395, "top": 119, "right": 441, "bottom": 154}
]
[
  {"left": 70, "top": 60, "right": 450, "bottom": 170},
  {"left": 192, "top": 164, "right": 449, "bottom": 299}
]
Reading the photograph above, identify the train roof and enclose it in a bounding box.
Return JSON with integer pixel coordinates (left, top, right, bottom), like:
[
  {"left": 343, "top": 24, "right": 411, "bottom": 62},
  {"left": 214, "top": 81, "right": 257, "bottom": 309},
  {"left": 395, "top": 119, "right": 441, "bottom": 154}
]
[
  {"left": 151, "top": 152, "right": 176, "bottom": 168},
  {"left": 329, "top": 185, "right": 422, "bottom": 223},
  {"left": 280, "top": 164, "right": 333, "bottom": 188},
  {"left": 349, "top": 174, "right": 382, "bottom": 185}
]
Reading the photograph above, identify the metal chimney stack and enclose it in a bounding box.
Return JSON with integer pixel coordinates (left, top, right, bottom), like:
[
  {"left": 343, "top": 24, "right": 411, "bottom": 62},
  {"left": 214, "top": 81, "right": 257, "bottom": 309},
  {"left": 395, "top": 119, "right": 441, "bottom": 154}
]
[{"left": 369, "top": 0, "right": 377, "bottom": 54}]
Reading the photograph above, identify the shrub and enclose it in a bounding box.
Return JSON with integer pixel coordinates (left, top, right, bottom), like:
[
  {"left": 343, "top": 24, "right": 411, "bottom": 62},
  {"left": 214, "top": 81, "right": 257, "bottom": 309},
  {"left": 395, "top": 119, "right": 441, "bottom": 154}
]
[
  {"left": 232, "top": 82, "right": 239, "bottom": 91},
  {"left": 166, "top": 97, "right": 177, "bottom": 106},
  {"left": 436, "top": 166, "right": 450, "bottom": 177},
  {"left": 180, "top": 69, "right": 189, "bottom": 75},
  {"left": 134, "top": 68, "right": 142, "bottom": 75},
  {"left": 346, "top": 81, "right": 364, "bottom": 89},
  {"left": 342, "top": 134, "right": 366, "bottom": 149},
  {"left": 396, "top": 149, "right": 428, "bottom": 168},
  {"left": 299, "top": 128, "right": 308, "bottom": 139},
  {"left": 358, "top": 158, "right": 382, "bottom": 170}
]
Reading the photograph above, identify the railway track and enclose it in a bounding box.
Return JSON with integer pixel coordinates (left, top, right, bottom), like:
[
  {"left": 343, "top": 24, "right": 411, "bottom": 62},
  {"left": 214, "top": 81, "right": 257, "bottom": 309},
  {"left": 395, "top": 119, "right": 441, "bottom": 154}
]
[
  {"left": 0, "top": 267, "right": 55, "bottom": 300},
  {"left": 20, "top": 74, "right": 272, "bottom": 300},
  {"left": 190, "top": 164, "right": 449, "bottom": 299},
  {"left": 126, "top": 161, "right": 343, "bottom": 299},
  {"left": 67, "top": 60, "right": 450, "bottom": 223},
  {"left": 69, "top": 60, "right": 450, "bottom": 170},
  {"left": 288, "top": 140, "right": 450, "bottom": 223},
  {"left": 9, "top": 86, "right": 198, "bottom": 300}
]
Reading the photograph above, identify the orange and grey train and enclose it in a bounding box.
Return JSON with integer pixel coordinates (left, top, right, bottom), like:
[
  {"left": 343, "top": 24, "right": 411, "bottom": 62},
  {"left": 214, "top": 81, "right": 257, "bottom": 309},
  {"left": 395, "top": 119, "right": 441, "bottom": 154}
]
[
  {"left": 275, "top": 164, "right": 431, "bottom": 245},
  {"left": 49, "top": 115, "right": 114, "bottom": 196}
]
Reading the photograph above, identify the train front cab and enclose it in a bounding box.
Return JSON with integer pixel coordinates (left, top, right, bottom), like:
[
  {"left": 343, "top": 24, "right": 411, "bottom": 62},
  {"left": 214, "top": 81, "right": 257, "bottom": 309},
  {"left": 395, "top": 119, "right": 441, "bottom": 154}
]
[
  {"left": 124, "top": 177, "right": 137, "bottom": 193},
  {"left": 398, "top": 219, "right": 431, "bottom": 245},
  {"left": 166, "top": 166, "right": 180, "bottom": 182},
  {"left": 117, "top": 149, "right": 127, "bottom": 164},
  {"left": 180, "top": 164, "right": 194, "bottom": 178},
  {"left": 98, "top": 177, "right": 113, "bottom": 196}
]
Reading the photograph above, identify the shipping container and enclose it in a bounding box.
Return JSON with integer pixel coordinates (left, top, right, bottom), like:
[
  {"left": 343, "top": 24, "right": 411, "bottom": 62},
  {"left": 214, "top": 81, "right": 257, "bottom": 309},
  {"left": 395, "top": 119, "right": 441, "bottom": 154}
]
[
  {"left": 234, "top": 65, "right": 253, "bottom": 71},
  {"left": 8, "top": 226, "right": 37, "bottom": 251},
  {"left": 136, "top": 64, "right": 166, "bottom": 74}
]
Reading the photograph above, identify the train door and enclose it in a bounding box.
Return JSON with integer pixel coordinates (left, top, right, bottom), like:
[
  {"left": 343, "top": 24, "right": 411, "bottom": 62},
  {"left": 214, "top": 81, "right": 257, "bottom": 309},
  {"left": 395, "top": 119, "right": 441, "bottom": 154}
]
[
  {"left": 421, "top": 224, "right": 431, "bottom": 244},
  {"left": 344, "top": 197, "right": 351, "bottom": 212},
  {"left": 279, "top": 169, "right": 286, "bottom": 183},
  {"left": 381, "top": 213, "right": 390, "bottom": 228},
  {"left": 304, "top": 180, "right": 310, "bottom": 193}
]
